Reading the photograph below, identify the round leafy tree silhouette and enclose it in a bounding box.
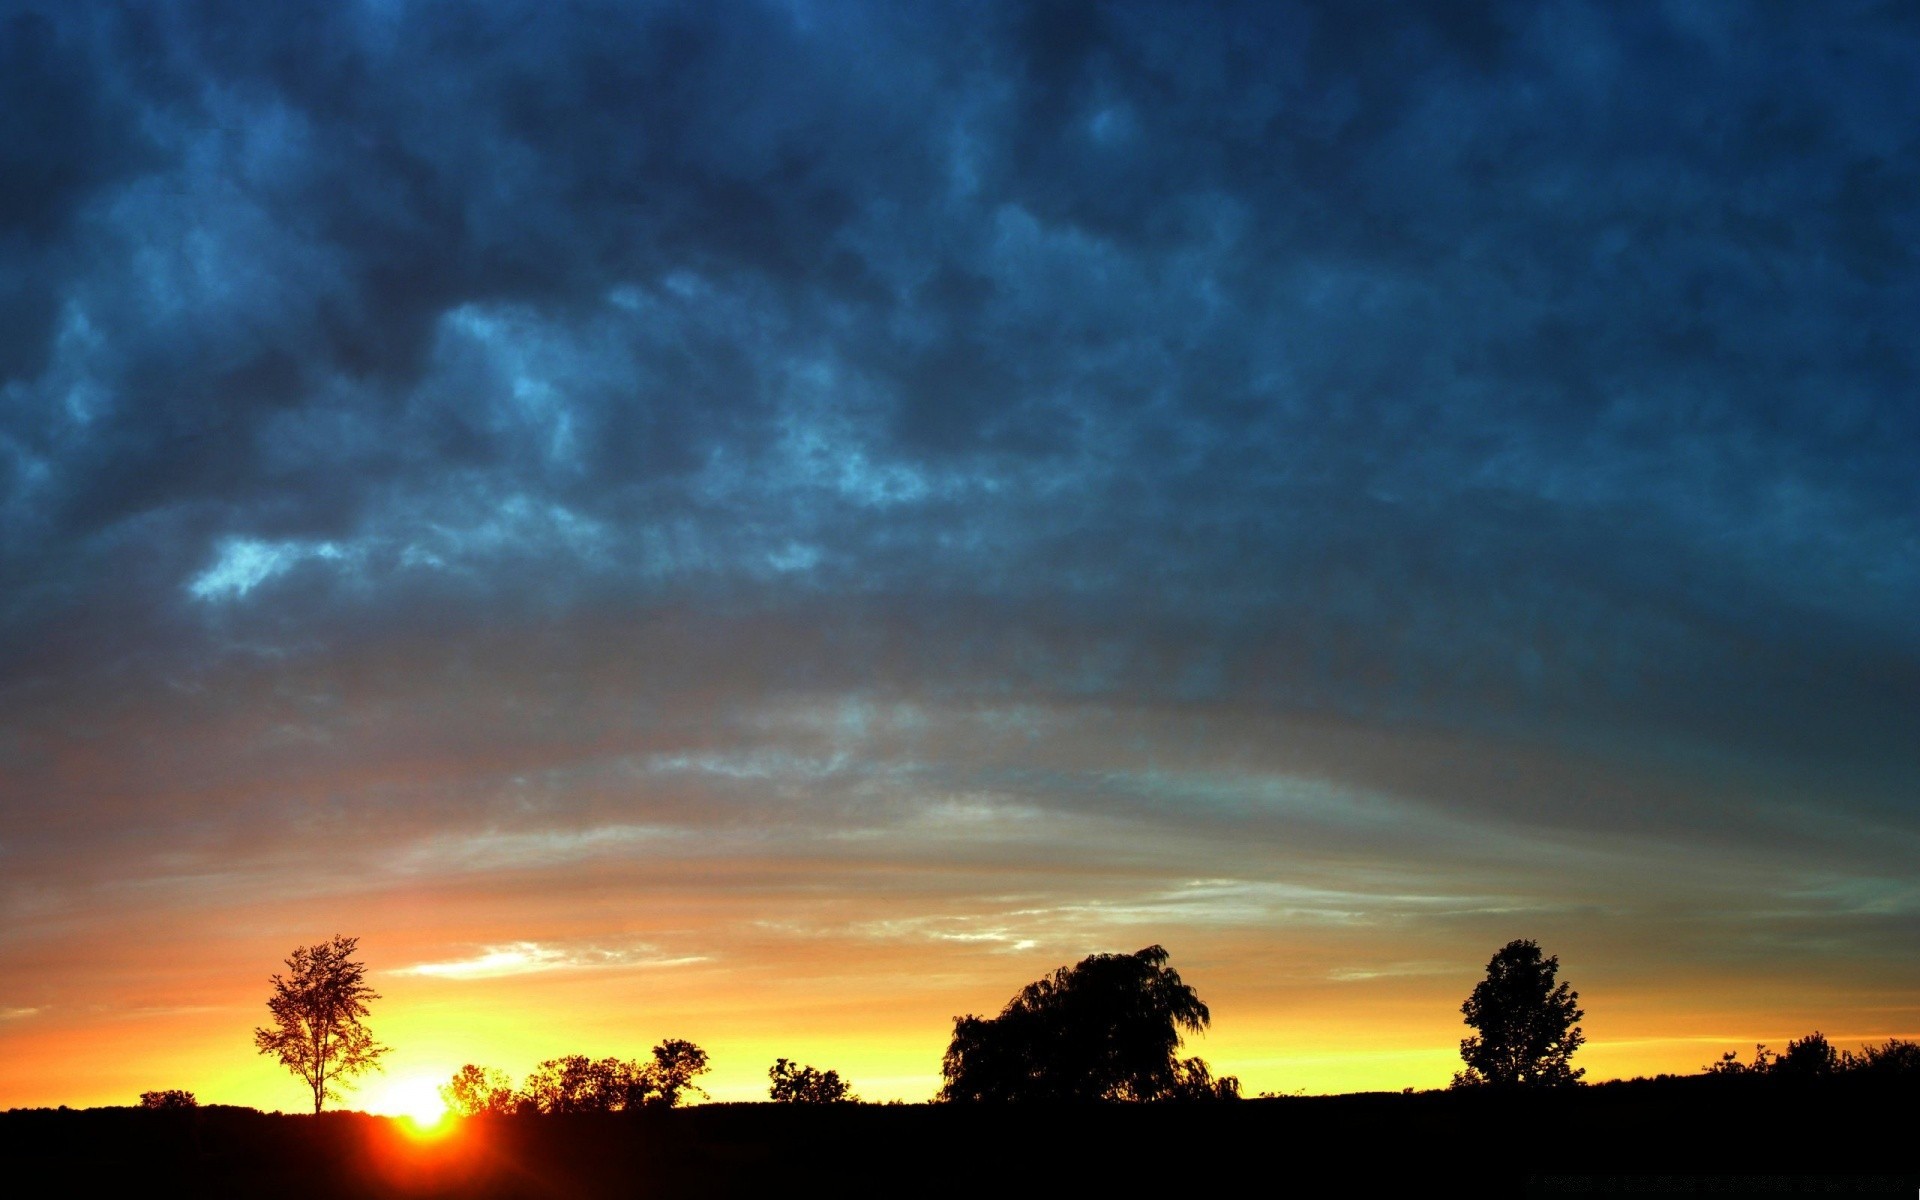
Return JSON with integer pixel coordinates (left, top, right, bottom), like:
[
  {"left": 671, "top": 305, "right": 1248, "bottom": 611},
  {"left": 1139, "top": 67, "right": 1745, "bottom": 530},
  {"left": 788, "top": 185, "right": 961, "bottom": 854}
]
[{"left": 1454, "top": 938, "right": 1585, "bottom": 1088}]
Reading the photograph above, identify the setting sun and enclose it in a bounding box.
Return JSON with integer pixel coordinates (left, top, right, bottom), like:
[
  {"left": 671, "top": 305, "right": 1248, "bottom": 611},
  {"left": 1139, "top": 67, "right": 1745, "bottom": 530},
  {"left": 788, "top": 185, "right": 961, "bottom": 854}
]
[{"left": 370, "top": 1074, "right": 452, "bottom": 1133}]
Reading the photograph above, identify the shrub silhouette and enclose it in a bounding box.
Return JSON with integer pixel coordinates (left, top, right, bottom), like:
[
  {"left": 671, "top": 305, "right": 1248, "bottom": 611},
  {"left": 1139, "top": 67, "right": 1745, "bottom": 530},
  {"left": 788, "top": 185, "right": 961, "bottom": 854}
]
[
  {"left": 1703, "top": 1045, "right": 1774, "bottom": 1075},
  {"left": 1773, "top": 1031, "right": 1839, "bottom": 1079},
  {"left": 138, "top": 1090, "right": 197, "bottom": 1109},
  {"left": 1851, "top": 1037, "right": 1920, "bottom": 1079},
  {"left": 939, "top": 944, "right": 1224, "bottom": 1102},
  {"left": 1701, "top": 1034, "right": 1919, "bottom": 1081}
]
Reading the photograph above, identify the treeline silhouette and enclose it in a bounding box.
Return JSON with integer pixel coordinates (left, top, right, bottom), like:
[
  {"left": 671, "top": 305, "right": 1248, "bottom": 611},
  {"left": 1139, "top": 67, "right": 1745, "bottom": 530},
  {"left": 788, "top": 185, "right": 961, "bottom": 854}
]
[
  {"left": 441, "top": 1041, "right": 711, "bottom": 1115},
  {"left": 22, "top": 1079, "right": 1920, "bottom": 1198},
  {"left": 438, "top": 1046, "right": 869, "bottom": 1113},
  {"left": 3, "top": 940, "right": 1904, "bottom": 1190},
  {"left": 131, "top": 935, "right": 1917, "bottom": 1114},
  {"left": 16, "top": 937, "right": 1916, "bottom": 1196},
  {"left": 1701, "top": 1031, "right": 1920, "bottom": 1082}
]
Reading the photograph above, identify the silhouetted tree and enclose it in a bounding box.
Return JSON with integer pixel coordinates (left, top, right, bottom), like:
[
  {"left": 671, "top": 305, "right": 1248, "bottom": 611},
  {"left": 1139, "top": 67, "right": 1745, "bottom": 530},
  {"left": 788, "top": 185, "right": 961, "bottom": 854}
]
[
  {"left": 1851, "top": 1037, "right": 1920, "bottom": 1079},
  {"left": 1773, "top": 1031, "right": 1839, "bottom": 1079},
  {"left": 1166, "top": 1056, "right": 1242, "bottom": 1101},
  {"left": 138, "top": 1090, "right": 197, "bottom": 1109},
  {"left": 440, "top": 1065, "right": 517, "bottom": 1116},
  {"left": 1703, "top": 1034, "right": 1920, "bottom": 1082},
  {"left": 647, "top": 1039, "right": 711, "bottom": 1107},
  {"left": 518, "top": 1042, "right": 710, "bottom": 1113},
  {"left": 940, "top": 944, "right": 1223, "bottom": 1102},
  {"left": 253, "top": 934, "right": 389, "bottom": 1113},
  {"left": 768, "top": 1058, "right": 855, "bottom": 1103},
  {"left": 520, "top": 1056, "right": 624, "bottom": 1113},
  {"left": 1452, "top": 938, "right": 1584, "bottom": 1088},
  {"left": 1703, "top": 1045, "right": 1774, "bottom": 1076}
]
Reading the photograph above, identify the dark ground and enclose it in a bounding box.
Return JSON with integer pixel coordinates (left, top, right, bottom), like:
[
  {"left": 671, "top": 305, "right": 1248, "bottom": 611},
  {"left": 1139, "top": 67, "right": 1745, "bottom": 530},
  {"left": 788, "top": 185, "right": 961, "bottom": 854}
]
[{"left": 5, "top": 1077, "right": 1914, "bottom": 1198}]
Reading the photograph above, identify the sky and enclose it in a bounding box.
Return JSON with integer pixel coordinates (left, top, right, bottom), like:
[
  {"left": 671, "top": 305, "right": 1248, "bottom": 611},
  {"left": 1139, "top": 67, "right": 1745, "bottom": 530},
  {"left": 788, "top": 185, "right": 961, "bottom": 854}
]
[{"left": 1, "top": 0, "right": 1916, "bottom": 1111}]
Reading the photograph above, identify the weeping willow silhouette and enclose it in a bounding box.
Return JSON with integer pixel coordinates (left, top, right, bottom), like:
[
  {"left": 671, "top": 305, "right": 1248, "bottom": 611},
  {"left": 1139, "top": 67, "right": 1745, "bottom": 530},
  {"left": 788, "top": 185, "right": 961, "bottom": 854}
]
[{"left": 940, "top": 945, "right": 1237, "bottom": 1102}]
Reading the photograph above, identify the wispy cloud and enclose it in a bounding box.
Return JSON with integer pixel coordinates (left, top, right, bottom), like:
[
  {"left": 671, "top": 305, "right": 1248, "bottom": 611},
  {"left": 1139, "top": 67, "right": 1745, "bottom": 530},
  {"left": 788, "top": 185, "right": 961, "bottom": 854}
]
[
  {"left": 389, "top": 826, "right": 695, "bottom": 875},
  {"left": 395, "top": 942, "right": 710, "bottom": 980}
]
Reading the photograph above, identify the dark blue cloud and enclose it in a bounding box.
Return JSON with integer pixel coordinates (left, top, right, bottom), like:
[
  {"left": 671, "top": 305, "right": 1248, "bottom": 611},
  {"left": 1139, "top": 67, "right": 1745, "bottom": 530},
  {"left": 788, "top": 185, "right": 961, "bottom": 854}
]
[{"left": 0, "top": 0, "right": 1915, "bottom": 796}]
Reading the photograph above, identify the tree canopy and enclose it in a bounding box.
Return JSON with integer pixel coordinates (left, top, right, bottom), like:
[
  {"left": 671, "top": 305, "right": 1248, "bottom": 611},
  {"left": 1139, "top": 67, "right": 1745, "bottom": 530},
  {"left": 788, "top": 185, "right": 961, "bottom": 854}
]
[
  {"left": 1454, "top": 938, "right": 1585, "bottom": 1088},
  {"left": 647, "top": 1039, "right": 711, "bottom": 1108},
  {"left": 504, "top": 1040, "right": 712, "bottom": 1114},
  {"left": 252, "top": 934, "right": 389, "bottom": 1113},
  {"left": 768, "top": 1058, "right": 855, "bottom": 1104},
  {"left": 519, "top": 1056, "right": 627, "bottom": 1114},
  {"left": 940, "top": 944, "right": 1236, "bottom": 1102},
  {"left": 440, "top": 1064, "right": 517, "bottom": 1116}
]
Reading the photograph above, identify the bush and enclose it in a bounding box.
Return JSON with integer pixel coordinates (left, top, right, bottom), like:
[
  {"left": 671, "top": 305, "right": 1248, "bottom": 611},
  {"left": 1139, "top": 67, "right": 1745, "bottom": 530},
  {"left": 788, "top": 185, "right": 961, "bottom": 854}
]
[
  {"left": 1849, "top": 1037, "right": 1920, "bottom": 1079},
  {"left": 1773, "top": 1031, "right": 1839, "bottom": 1079},
  {"left": 1701, "top": 1034, "right": 1920, "bottom": 1082}
]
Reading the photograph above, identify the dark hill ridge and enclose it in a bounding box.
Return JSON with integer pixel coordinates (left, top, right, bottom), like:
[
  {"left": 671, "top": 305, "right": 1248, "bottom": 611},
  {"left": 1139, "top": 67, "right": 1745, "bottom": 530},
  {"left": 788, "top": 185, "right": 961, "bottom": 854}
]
[{"left": 4, "top": 1078, "right": 1914, "bottom": 1198}]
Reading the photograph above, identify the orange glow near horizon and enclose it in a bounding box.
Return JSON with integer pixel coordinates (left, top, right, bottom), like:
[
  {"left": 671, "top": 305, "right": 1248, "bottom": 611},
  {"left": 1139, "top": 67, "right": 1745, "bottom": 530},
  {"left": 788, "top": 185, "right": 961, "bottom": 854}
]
[
  {"left": 4, "top": 906, "right": 1915, "bottom": 1112},
  {"left": 4, "top": 663, "right": 1915, "bottom": 1114}
]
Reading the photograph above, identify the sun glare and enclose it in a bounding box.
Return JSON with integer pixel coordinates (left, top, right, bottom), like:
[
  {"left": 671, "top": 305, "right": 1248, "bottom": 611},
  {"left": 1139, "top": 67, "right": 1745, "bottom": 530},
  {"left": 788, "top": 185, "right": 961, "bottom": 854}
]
[{"left": 373, "top": 1074, "right": 453, "bottom": 1135}]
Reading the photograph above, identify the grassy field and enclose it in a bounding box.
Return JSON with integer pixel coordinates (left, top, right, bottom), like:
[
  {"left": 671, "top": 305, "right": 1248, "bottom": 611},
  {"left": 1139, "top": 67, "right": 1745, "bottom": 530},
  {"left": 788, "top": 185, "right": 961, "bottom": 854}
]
[{"left": 4, "top": 1077, "right": 1914, "bottom": 1197}]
